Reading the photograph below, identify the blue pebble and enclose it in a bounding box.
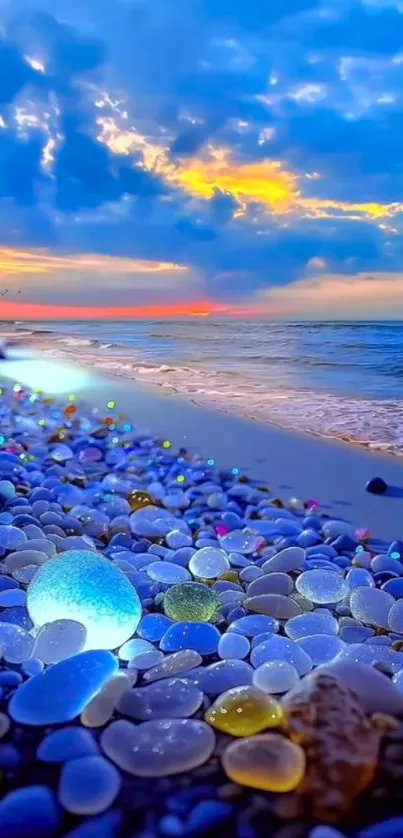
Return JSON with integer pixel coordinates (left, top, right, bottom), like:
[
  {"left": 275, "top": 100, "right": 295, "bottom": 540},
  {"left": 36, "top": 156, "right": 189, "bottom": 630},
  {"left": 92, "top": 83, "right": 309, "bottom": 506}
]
[
  {"left": 227, "top": 606, "right": 246, "bottom": 623},
  {"left": 137, "top": 613, "right": 173, "bottom": 642},
  {"left": 0, "top": 607, "right": 33, "bottom": 629},
  {"left": 0, "top": 589, "right": 26, "bottom": 607},
  {"left": 187, "top": 800, "right": 233, "bottom": 832},
  {"left": 221, "top": 512, "right": 242, "bottom": 530},
  {"left": 382, "top": 578, "right": 403, "bottom": 598},
  {"left": 63, "top": 810, "right": 123, "bottom": 838},
  {"left": 374, "top": 571, "right": 399, "bottom": 586},
  {"left": 306, "top": 545, "right": 337, "bottom": 558},
  {"left": 228, "top": 614, "right": 279, "bottom": 637},
  {"left": 38, "top": 727, "right": 99, "bottom": 763},
  {"left": 0, "top": 745, "right": 21, "bottom": 767},
  {"left": 0, "top": 576, "right": 19, "bottom": 592},
  {"left": 388, "top": 541, "right": 403, "bottom": 559},
  {"left": 0, "top": 670, "right": 23, "bottom": 687},
  {"left": 160, "top": 622, "right": 220, "bottom": 654},
  {"left": 305, "top": 560, "right": 340, "bottom": 572},
  {"left": 0, "top": 786, "right": 60, "bottom": 838},
  {"left": 358, "top": 817, "right": 403, "bottom": 838},
  {"left": 333, "top": 556, "right": 351, "bottom": 569},
  {"left": 297, "top": 530, "right": 322, "bottom": 548},
  {"left": 331, "top": 534, "right": 357, "bottom": 552},
  {"left": 10, "top": 650, "right": 118, "bottom": 726},
  {"left": 302, "top": 516, "right": 322, "bottom": 531},
  {"left": 274, "top": 537, "right": 298, "bottom": 550}
]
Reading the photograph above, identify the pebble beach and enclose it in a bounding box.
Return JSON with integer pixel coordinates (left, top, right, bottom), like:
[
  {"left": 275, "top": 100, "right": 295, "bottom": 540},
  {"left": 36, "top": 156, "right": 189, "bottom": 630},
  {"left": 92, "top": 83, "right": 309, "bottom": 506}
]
[{"left": 0, "top": 365, "right": 403, "bottom": 838}]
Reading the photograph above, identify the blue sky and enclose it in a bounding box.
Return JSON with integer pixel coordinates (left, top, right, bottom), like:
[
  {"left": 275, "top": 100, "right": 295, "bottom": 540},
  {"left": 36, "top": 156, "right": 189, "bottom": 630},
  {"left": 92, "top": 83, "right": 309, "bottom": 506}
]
[{"left": 0, "top": 0, "right": 403, "bottom": 317}]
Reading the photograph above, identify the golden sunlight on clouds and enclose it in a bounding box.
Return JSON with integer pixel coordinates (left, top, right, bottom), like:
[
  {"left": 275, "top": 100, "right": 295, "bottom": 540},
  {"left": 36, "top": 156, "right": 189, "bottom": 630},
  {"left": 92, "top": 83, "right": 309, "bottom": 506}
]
[
  {"left": 259, "top": 272, "right": 403, "bottom": 318},
  {"left": 0, "top": 248, "right": 187, "bottom": 279}
]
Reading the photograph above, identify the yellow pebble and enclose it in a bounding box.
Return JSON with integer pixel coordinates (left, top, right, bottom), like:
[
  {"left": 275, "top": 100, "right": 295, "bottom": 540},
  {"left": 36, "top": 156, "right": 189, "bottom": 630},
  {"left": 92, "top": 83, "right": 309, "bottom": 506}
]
[
  {"left": 222, "top": 733, "right": 305, "bottom": 792},
  {"left": 205, "top": 686, "right": 284, "bottom": 737},
  {"left": 219, "top": 571, "right": 239, "bottom": 583},
  {"left": 128, "top": 490, "right": 155, "bottom": 511}
]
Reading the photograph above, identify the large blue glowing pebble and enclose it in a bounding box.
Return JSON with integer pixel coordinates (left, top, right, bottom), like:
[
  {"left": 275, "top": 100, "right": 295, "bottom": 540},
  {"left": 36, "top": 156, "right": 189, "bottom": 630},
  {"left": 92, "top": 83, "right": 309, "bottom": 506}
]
[
  {"left": 27, "top": 549, "right": 141, "bottom": 650},
  {"left": 9, "top": 650, "right": 118, "bottom": 726}
]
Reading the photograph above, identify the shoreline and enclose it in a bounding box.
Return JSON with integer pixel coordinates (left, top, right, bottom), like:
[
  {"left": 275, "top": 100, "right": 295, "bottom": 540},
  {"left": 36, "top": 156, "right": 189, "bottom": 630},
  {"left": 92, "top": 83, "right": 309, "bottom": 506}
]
[{"left": 1, "top": 353, "right": 403, "bottom": 543}]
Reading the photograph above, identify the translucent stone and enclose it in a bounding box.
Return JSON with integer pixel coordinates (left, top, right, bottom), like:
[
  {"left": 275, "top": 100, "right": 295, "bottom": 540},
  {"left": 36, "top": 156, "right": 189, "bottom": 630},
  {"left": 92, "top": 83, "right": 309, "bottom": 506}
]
[
  {"left": 190, "top": 660, "right": 254, "bottom": 696},
  {"left": 0, "top": 589, "right": 26, "bottom": 607},
  {"left": 0, "top": 786, "right": 60, "bottom": 838},
  {"left": 189, "top": 547, "right": 230, "bottom": 579},
  {"left": 59, "top": 755, "right": 121, "bottom": 815},
  {"left": 34, "top": 620, "right": 87, "bottom": 664},
  {"left": 218, "top": 632, "right": 250, "bottom": 660},
  {"left": 247, "top": 573, "right": 293, "bottom": 597},
  {"left": 118, "top": 678, "right": 203, "bottom": 720},
  {"left": 81, "top": 672, "right": 132, "bottom": 728},
  {"left": 144, "top": 649, "right": 203, "bottom": 682},
  {"left": 9, "top": 650, "right": 118, "bottom": 725},
  {"left": 0, "top": 526, "right": 27, "bottom": 550},
  {"left": 205, "top": 686, "right": 283, "bottom": 736},
  {"left": 350, "top": 587, "right": 395, "bottom": 629},
  {"left": 245, "top": 594, "right": 301, "bottom": 619},
  {"left": 261, "top": 546, "right": 305, "bottom": 574},
  {"left": 285, "top": 611, "right": 339, "bottom": 640},
  {"left": 296, "top": 570, "right": 348, "bottom": 604},
  {"left": 219, "top": 530, "right": 262, "bottom": 555},
  {"left": 222, "top": 733, "right": 305, "bottom": 792},
  {"left": 253, "top": 661, "right": 300, "bottom": 694},
  {"left": 38, "top": 727, "right": 99, "bottom": 762},
  {"left": 51, "top": 443, "right": 73, "bottom": 463},
  {"left": 388, "top": 600, "right": 403, "bottom": 634},
  {"left": 129, "top": 650, "right": 164, "bottom": 670},
  {"left": 297, "top": 634, "right": 345, "bottom": 666},
  {"left": 160, "top": 622, "right": 220, "bottom": 654},
  {"left": 163, "top": 582, "right": 219, "bottom": 623},
  {"left": 228, "top": 615, "right": 279, "bottom": 637},
  {"left": 166, "top": 530, "right": 192, "bottom": 549},
  {"left": 130, "top": 507, "right": 186, "bottom": 538},
  {"left": 138, "top": 613, "right": 173, "bottom": 641},
  {"left": 27, "top": 550, "right": 142, "bottom": 651},
  {"left": 118, "top": 638, "right": 154, "bottom": 662},
  {"left": 250, "top": 635, "right": 313, "bottom": 675},
  {"left": 146, "top": 562, "right": 190, "bottom": 584},
  {"left": 128, "top": 490, "right": 154, "bottom": 511},
  {"left": 0, "top": 623, "right": 34, "bottom": 663},
  {"left": 22, "top": 657, "right": 44, "bottom": 676},
  {"left": 346, "top": 568, "right": 375, "bottom": 590},
  {"left": 101, "top": 718, "right": 215, "bottom": 777}
]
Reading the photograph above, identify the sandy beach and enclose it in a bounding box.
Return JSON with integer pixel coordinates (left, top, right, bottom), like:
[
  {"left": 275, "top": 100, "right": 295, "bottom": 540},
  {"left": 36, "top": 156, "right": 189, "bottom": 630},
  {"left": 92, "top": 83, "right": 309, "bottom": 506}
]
[{"left": 2, "top": 352, "right": 403, "bottom": 544}]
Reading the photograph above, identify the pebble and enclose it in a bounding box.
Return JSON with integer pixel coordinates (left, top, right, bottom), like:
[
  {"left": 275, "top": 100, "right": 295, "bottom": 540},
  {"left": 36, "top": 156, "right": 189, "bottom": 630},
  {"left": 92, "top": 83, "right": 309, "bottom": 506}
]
[
  {"left": 192, "top": 660, "right": 254, "bottom": 695},
  {"left": 297, "top": 634, "right": 345, "bottom": 666},
  {"left": 366, "top": 477, "right": 388, "bottom": 495},
  {"left": 38, "top": 727, "right": 99, "bottom": 762},
  {"left": 0, "top": 623, "right": 34, "bottom": 662},
  {"left": 296, "top": 570, "right": 348, "bottom": 604},
  {"left": 388, "top": 600, "right": 403, "bottom": 633},
  {"left": 0, "top": 786, "right": 60, "bottom": 838},
  {"left": 219, "top": 530, "right": 262, "bottom": 554},
  {"left": 189, "top": 547, "right": 230, "bottom": 579},
  {"left": 218, "top": 632, "right": 250, "bottom": 660},
  {"left": 350, "top": 587, "right": 395, "bottom": 628},
  {"left": 34, "top": 619, "right": 87, "bottom": 664},
  {"left": 59, "top": 755, "right": 121, "bottom": 814},
  {"left": 101, "top": 718, "right": 215, "bottom": 777},
  {"left": 253, "top": 661, "right": 300, "bottom": 694},
  {"left": 205, "top": 685, "right": 283, "bottom": 736},
  {"left": 245, "top": 593, "right": 301, "bottom": 619},
  {"left": 261, "top": 546, "right": 305, "bottom": 574},
  {"left": 147, "top": 561, "right": 191, "bottom": 584},
  {"left": 163, "top": 582, "right": 219, "bottom": 623},
  {"left": 222, "top": 733, "right": 305, "bottom": 792},
  {"left": 246, "top": 572, "right": 293, "bottom": 597},
  {"left": 10, "top": 650, "right": 118, "bottom": 725},
  {"left": 285, "top": 611, "right": 339, "bottom": 639},
  {"left": 81, "top": 672, "right": 132, "bottom": 728},
  {"left": 250, "top": 635, "right": 313, "bottom": 675},
  {"left": 137, "top": 613, "right": 173, "bottom": 641},
  {"left": 160, "top": 622, "right": 220, "bottom": 654},
  {"left": 144, "top": 649, "right": 203, "bottom": 682},
  {"left": 118, "top": 678, "right": 203, "bottom": 720},
  {"left": 358, "top": 818, "right": 403, "bottom": 837},
  {"left": 228, "top": 614, "right": 279, "bottom": 636}
]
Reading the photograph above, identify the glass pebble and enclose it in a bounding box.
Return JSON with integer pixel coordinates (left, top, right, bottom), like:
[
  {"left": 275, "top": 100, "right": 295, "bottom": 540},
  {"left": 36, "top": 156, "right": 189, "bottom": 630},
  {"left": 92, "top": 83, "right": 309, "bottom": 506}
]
[
  {"left": 160, "top": 622, "right": 220, "bottom": 654},
  {"left": 144, "top": 649, "right": 203, "bottom": 682},
  {"left": 0, "top": 622, "right": 34, "bottom": 663},
  {"left": 222, "top": 733, "right": 305, "bottom": 792},
  {"left": 59, "top": 755, "right": 121, "bottom": 815},
  {"left": 0, "top": 786, "right": 60, "bottom": 838},
  {"left": 205, "top": 686, "right": 283, "bottom": 736},
  {"left": 285, "top": 611, "right": 339, "bottom": 639},
  {"left": 163, "top": 582, "right": 220, "bottom": 623},
  {"left": 22, "top": 657, "right": 44, "bottom": 676},
  {"left": 34, "top": 619, "right": 87, "bottom": 664},
  {"left": 218, "top": 632, "right": 250, "bottom": 660},
  {"left": 228, "top": 614, "right": 279, "bottom": 637},
  {"left": 296, "top": 570, "right": 348, "bottom": 604},
  {"left": 101, "top": 718, "right": 215, "bottom": 777},
  {"left": 252, "top": 661, "right": 300, "bottom": 694},
  {"left": 219, "top": 530, "right": 262, "bottom": 554},
  {"left": 350, "top": 587, "right": 395, "bottom": 628},
  {"left": 297, "top": 634, "right": 345, "bottom": 665},
  {"left": 118, "top": 638, "right": 154, "bottom": 661},
  {"left": 38, "top": 727, "right": 99, "bottom": 762},
  {"left": 191, "top": 660, "right": 254, "bottom": 696},
  {"left": 388, "top": 600, "right": 403, "bottom": 634},
  {"left": 129, "top": 650, "right": 164, "bottom": 670},
  {"left": 250, "top": 635, "right": 312, "bottom": 675},
  {"left": 0, "top": 588, "right": 26, "bottom": 607},
  {"left": 137, "top": 613, "right": 173, "bottom": 641},
  {"left": 27, "top": 550, "right": 142, "bottom": 651},
  {"left": 346, "top": 568, "right": 375, "bottom": 590},
  {"left": 146, "top": 561, "right": 191, "bottom": 584},
  {"left": 81, "top": 672, "right": 133, "bottom": 728},
  {"left": 189, "top": 547, "right": 230, "bottom": 579},
  {"left": 118, "top": 678, "right": 203, "bottom": 720}
]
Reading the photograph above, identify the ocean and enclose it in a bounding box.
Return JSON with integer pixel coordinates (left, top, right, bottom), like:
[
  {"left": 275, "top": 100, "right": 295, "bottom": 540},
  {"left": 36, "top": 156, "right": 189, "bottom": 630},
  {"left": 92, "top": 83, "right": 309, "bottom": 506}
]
[{"left": 4, "top": 319, "right": 403, "bottom": 456}]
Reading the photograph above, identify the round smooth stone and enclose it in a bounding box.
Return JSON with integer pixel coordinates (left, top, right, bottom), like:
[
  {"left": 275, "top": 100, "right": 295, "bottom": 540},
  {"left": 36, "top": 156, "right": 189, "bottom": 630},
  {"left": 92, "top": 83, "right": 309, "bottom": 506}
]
[
  {"left": 346, "top": 568, "right": 375, "bottom": 589},
  {"left": 59, "top": 755, "right": 121, "bottom": 815},
  {"left": 5, "top": 550, "right": 49, "bottom": 572},
  {"left": 27, "top": 550, "right": 142, "bottom": 651},
  {"left": 118, "top": 678, "right": 203, "bottom": 720},
  {"left": 190, "top": 660, "right": 254, "bottom": 696},
  {"left": 228, "top": 615, "right": 279, "bottom": 637},
  {"left": 247, "top": 573, "right": 293, "bottom": 597},
  {"left": 101, "top": 718, "right": 215, "bottom": 777},
  {"left": 118, "top": 639, "right": 154, "bottom": 662},
  {"left": 0, "top": 526, "right": 27, "bottom": 550},
  {"left": 245, "top": 594, "right": 301, "bottom": 619},
  {"left": 0, "top": 623, "right": 34, "bottom": 663},
  {"left": 146, "top": 562, "right": 190, "bottom": 584},
  {"left": 219, "top": 530, "right": 262, "bottom": 555},
  {"left": 261, "top": 546, "right": 305, "bottom": 574},
  {"left": 34, "top": 620, "right": 87, "bottom": 664},
  {"left": 388, "top": 600, "right": 403, "bottom": 634},
  {"left": 253, "top": 661, "right": 300, "bottom": 694},
  {"left": 130, "top": 650, "right": 164, "bottom": 670},
  {"left": 222, "top": 733, "right": 305, "bottom": 792},
  {"left": 163, "top": 582, "right": 219, "bottom": 623},
  {"left": 250, "top": 635, "right": 312, "bottom": 675},
  {"left": 218, "top": 632, "right": 250, "bottom": 660},
  {"left": 0, "top": 786, "right": 60, "bottom": 838},
  {"left": 165, "top": 531, "right": 192, "bottom": 549},
  {"left": 205, "top": 686, "right": 284, "bottom": 736},
  {"left": 297, "top": 634, "right": 345, "bottom": 666},
  {"left": 10, "top": 650, "right": 118, "bottom": 726},
  {"left": 51, "top": 444, "right": 73, "bottom": 463},
  {"left": 160, "top": 622, "right": 220, "bottom": 654},
  {"left": 296, "top": 570, "right": 348, "bottom": 604},
  {"left": 137, "top": 613, "right": 173, "bottom": 642},
  {"left": 285, "top": 611, "right": 339, "bottom": 639},
  {"left": 350, "top": 587, "right": 395, "bottom": 628},
  {"left": 0, "top": 589, "right": 26, "bottom": 607},
  {"left": 189, "top": 547, "right": 230, "bottom": 579},
  {"left": 143, "top": 650, "right": 203, "bottom": 683},
  {"left": 38, "top": 727, "right": 99, "bottom": 762}
]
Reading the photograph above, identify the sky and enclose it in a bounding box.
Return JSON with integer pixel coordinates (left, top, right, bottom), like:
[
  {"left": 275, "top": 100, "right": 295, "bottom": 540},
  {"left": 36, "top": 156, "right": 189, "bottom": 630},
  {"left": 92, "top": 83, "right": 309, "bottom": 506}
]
[{"left": 0, "top": 0, "right": 403, "bottom": 318}]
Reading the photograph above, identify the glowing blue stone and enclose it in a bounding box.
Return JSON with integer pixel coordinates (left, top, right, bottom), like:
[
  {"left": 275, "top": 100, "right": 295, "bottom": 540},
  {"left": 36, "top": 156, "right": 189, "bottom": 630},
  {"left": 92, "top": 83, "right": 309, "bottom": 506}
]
[{"left": 27, "top": 550, "right": 141, "bottom": 651}]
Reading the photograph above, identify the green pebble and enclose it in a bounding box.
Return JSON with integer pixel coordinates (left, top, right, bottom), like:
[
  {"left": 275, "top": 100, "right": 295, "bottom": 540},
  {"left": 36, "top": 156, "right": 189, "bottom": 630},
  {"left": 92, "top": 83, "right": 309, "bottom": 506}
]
[{"left": 163, "top": 582, "right": 220, "bottom": 623}]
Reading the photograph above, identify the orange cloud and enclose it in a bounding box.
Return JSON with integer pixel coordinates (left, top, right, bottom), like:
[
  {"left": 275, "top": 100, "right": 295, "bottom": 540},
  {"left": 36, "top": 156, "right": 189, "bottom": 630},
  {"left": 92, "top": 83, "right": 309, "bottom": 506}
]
[{"left": 0, "top": 248, "right": 187, "bottom": 278}]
